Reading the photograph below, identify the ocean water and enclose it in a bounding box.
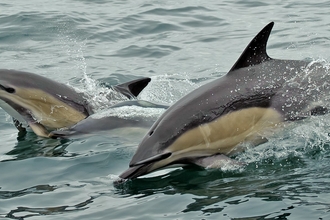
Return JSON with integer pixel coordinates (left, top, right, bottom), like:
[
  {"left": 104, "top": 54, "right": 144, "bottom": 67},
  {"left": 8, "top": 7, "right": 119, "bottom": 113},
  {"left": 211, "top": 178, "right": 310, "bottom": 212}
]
[{"left": 1, "top": 0, "right": 330, "bottom": 219}]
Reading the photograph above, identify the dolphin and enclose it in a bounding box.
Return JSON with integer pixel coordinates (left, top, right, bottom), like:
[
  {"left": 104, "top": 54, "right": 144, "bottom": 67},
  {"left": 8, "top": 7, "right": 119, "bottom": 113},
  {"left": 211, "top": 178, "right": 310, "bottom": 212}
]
[
  {"left": 0, "top": 69, "right": 151, "bottom": 137},
  {"left": 119, "top": 22, "right": 330, "bottom": 179},
  {"left": 49, "top": 100, "right": 168, "bottom": 138}
]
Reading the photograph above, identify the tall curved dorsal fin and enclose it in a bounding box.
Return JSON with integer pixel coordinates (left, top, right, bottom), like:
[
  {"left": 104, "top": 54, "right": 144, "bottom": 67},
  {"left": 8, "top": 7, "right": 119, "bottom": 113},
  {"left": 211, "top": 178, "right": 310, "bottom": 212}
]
[{"left": 229, "top": 22, "right": 274, "bottom": 73}]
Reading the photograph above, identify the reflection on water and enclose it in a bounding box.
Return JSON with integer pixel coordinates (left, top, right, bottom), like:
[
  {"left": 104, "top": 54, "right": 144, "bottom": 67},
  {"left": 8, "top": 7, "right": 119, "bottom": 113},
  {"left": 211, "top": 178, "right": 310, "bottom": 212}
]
[
  {"left": 3, "top": 132, "right": 72, "bottom": 161},
  {"left": 5, "top": 196, "right": 93, "bottom": 219}
]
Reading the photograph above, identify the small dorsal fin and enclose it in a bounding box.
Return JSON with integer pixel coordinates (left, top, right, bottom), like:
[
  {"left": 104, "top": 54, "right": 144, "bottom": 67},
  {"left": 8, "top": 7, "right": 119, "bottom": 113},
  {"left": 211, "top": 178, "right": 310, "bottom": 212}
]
[
  {"left": 229, "top": 22, "right": 274, "bottom": 73},
  {"left": 113, "top": 77, "right": 151, "bottom": 99}
]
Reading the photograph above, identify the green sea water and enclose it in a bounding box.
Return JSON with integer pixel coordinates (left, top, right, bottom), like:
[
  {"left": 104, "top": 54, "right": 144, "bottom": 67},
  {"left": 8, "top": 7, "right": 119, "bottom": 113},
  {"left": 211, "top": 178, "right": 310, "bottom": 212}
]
[{"left": 1, "top": 0, "right": 330, "bottom": 219}]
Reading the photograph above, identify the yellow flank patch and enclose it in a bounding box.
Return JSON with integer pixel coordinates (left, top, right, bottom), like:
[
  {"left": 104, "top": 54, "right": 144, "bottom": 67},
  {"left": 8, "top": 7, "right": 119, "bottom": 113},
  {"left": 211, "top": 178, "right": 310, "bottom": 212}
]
[
  {"left": 167, "top": 107, "right": 283, "bottom": 157},
  {"left": 0, "top": 87, "right": 87, "bottom": 129}
]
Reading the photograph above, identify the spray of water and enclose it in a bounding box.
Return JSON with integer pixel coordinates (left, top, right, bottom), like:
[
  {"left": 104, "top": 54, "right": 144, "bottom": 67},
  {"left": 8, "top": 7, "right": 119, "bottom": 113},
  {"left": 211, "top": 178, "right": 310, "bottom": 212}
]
[{"left": 139, "top": 72, "right": 198, "bottom": 104}]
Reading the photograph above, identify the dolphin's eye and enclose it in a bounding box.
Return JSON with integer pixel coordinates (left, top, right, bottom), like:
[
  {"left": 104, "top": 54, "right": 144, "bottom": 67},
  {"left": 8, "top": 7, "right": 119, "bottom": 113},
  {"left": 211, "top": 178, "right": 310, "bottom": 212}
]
[
  {"left": 0, "top": 85, "right": 15, "bottom": 93},
  {"left": 149, "top": 131, "right": 154, "bottom": 136},
  {"left": 5, "top": 87, "right": 15, "bottom": 93}
]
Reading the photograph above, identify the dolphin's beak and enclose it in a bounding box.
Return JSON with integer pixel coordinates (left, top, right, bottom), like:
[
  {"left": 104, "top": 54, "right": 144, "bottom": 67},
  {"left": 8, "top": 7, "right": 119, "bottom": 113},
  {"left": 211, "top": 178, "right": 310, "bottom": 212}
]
[
  {"left": 120, "top": 152, "right": 174, "bottom": 179},
  {"left": 119, "top": 164, "right": 152, "bottom": 179}
]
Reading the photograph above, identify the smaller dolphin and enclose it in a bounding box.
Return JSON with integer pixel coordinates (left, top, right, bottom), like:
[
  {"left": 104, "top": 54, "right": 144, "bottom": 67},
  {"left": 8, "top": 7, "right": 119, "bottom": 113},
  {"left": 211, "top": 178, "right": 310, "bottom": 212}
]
[
  {"left": 49, "top": 100, "right": 168, "bottom": 138},
  {"left": 119, "top": 22, "right": 330, "bottom": 179},
  {"left": 0, "top": 69, "right": 150, "bottom": 137}
]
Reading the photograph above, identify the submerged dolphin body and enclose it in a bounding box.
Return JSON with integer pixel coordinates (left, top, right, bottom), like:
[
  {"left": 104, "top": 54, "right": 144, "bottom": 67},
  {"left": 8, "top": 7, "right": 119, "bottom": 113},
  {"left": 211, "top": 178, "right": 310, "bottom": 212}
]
[
  {"left": 120, "top": 22, "right": 330, "bottom": 179},
  {"left": 0, "top": 69, "right": 151, "bottom": 137},
  {"left": 49, "top": 100, "right": 168, "bottom": 138}
]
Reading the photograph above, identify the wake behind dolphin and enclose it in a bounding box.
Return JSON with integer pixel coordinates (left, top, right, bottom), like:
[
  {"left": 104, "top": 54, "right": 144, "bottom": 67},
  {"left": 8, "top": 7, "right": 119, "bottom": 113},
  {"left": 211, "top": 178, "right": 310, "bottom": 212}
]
[
  {"left": 0, "top": 69, "right": 151, "bottom": 137},
  {"left": 119, "top": 22, "right": 330, "bottom": 179}
]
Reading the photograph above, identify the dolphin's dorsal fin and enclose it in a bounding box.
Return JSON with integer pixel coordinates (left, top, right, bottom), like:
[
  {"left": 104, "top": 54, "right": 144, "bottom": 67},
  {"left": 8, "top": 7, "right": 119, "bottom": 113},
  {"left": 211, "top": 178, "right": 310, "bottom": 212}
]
[
  {"left": 113, "top": 77, "right": 151, "bottom": 99},
  {"left": 229, "top": 22, "right": 274, "bottom": 73}
]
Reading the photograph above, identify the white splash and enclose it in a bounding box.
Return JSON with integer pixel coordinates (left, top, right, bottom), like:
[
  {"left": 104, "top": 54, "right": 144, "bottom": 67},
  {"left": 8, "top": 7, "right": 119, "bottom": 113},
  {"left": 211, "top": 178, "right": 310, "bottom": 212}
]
[
  {"left": 139, "top": 73, "right": 198, "bottom": 104},
  {"left": 91, "top": 106, "right": 166, "bottom": 120}
]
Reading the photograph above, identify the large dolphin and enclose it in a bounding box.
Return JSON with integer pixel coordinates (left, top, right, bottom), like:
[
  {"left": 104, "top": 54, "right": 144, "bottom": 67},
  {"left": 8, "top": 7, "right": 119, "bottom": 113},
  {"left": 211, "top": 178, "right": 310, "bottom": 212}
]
[
  {"left": 0, "top": 69, "right": 151, "bottom": 137},
  {"left": 119, "top": 22, "right": 330, "bottom": 179}
]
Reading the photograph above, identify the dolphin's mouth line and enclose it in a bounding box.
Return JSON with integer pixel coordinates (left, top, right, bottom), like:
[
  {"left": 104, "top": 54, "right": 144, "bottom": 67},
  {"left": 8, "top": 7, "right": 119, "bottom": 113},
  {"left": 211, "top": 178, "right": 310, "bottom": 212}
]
[{"left": 131, "top": 152, "right": 172, "bottom": 166}]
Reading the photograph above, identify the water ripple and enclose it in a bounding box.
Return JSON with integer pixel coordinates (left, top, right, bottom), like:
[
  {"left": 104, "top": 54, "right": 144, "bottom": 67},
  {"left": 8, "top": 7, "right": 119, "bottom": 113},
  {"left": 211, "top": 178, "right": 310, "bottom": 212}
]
[
  {"left": 1, "top": 0, "right": 330, "bottom": 219},
  {"left": 112, "top": 44, "right": 181, "bottom": 58}
]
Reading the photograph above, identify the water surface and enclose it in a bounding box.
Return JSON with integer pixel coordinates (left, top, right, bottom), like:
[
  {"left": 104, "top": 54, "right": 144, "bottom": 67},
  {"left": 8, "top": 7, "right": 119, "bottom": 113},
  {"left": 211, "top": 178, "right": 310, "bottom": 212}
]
[{"left": 1, "top": 0, "right": 330, "bottom": 219}]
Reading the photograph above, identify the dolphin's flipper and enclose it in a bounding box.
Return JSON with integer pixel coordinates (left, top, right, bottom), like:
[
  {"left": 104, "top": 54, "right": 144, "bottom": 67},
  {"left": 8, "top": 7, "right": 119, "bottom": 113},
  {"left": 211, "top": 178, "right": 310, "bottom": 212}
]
[
  {"left": 191, "top": 154, "right": 245, "bottom": 168},
  {"left": 113, "top": 77, "right": 151, "bottom": 99},
  {"left": 28, "top": 122, "right": 50, "bottom": 137},
  {"left": 13, "top": 118, "right": 26, "bottom": 133}
]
